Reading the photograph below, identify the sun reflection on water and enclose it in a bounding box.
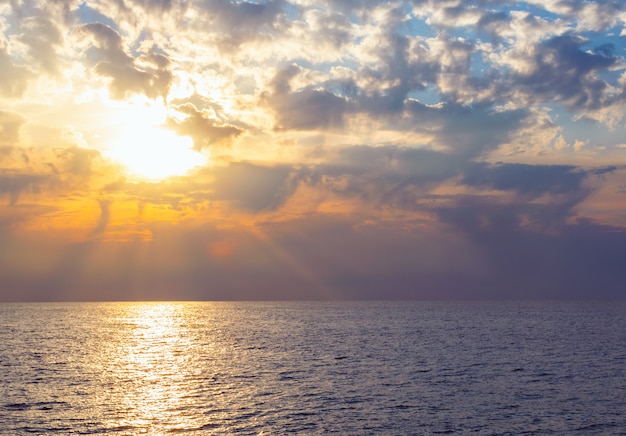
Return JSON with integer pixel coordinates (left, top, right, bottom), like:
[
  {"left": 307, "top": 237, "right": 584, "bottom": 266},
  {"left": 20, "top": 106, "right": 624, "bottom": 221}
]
[{"left": 110, "top": 302, "right": 211, "bottom": 433}]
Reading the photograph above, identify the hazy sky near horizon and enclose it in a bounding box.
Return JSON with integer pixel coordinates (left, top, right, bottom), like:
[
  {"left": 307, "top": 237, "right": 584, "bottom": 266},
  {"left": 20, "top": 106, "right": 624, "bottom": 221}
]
[{"left": 1, "top": 0, "right": 626, "bottom": 301}]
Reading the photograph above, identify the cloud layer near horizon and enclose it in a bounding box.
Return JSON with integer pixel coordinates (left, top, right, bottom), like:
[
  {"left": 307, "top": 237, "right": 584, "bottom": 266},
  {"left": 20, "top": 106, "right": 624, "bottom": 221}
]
[{"left": 1, "top": 0, "right": 626, "bottom": 300}]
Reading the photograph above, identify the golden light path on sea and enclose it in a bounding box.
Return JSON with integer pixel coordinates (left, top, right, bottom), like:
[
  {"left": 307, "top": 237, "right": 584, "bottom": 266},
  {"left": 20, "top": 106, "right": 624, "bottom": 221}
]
[{"left": 106, "top": 303, "right": 224, "bottom": 432}]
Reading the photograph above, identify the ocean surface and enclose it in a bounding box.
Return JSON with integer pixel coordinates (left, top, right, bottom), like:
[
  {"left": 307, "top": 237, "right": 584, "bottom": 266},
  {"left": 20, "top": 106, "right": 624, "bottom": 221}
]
[{"left": 0, "top": 301, "right": 625, "bottom": 435}]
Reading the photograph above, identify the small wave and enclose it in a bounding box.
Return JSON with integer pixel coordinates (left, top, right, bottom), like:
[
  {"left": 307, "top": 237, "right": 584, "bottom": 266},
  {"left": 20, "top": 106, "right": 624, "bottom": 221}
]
[
  {"left": 87, "top": 424, "right": 144, "bottom": 434},
  {"left": 198, "top": 423, "right": 220, "bottom": 430},
  {"left": 3, "top": 401, "right": 69, "bottom": 411},
  {"left": 393, "top": 404, "right": 415, "bottom": 409},
  {"left": 573, "top": 422, "right": 616, "bottom": 432},
  {"left": 4, "top": 402, "right": 30, "bottom": 411}
]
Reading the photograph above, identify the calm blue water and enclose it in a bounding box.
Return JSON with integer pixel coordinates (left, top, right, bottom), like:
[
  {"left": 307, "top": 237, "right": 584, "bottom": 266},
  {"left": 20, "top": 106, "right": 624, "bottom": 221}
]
[{"left": 0, "top": 301, "right": 625, "bottom": 435}]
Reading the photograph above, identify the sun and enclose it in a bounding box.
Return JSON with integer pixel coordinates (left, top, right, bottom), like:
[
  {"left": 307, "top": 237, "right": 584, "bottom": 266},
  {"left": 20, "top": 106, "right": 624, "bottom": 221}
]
[{"left": 105, "top": 124, "right": 205, "bottom": 181}]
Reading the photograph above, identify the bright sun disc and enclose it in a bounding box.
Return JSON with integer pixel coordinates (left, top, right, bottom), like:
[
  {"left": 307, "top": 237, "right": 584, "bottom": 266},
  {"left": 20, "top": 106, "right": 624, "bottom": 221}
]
[{"left": 106, "top": 126, "right": 205, "bottom": 181}]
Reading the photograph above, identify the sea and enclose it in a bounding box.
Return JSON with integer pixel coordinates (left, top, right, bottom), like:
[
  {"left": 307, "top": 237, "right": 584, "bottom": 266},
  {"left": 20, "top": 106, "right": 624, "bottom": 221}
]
[{"left": 0, "top": 301, "right": 624, "bottom": 435}]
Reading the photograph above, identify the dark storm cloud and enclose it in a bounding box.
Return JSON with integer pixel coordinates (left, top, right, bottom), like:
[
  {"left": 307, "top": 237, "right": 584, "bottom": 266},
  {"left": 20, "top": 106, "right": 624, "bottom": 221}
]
[{"left": 77, "top": 23, "right": 173, "bottom": 100}]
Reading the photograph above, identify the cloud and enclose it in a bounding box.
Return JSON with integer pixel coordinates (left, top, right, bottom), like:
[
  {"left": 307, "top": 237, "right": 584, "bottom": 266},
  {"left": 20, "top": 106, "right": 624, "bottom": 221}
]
[
  {"left": 186, "top": 144, "right": 615, "bottom": 225},
  {"left": 1, "top": 1, "right": 626, "bottom": 301},
  {"left": 90, "top": 199, "right": 111, "bottom": 236},
  {"left": 516, "top": 34, "right": 622, "bottom": 111},
  {"left": 0, "top": 143, "right": 111, "bottom": 208},
  {"left": 527, "top": 0, "right": 626, "bottom": 31},
  {"left": 5, "top": 202, "right": 623, "bottom": 301},
  {"left": 460, "top": 162, "right": 606, "bottom": 197},
  {"left": 194, "top": 0, "right": 286, "bottom": 49},
  {"left": 403, "top": 101, "right": 528, "bottom": 156},
  {"left": 209, "top": 161, "right": 305, "bottom": 212},
  {"left": 299, "top": 7, "right": 354, "bottom": 52},
  {"left": 307, "top": 145, "right": 461, "bottom": 209},
  {"left": 76, "top": 22, "right": 173, "bottom": 100},
  {"left": 0, "top": 173, "right": 49, "bottom": 206},
  {"left": 434, "top": 200, "right": 626, "bottom": 299},
  {"left": 57, "top": 146, "right": 102, "bottom": 177},
  {"left": 0, "top": 111, "right": 26, "bottom": 146},
  {"left": 167, "top": 103, "right": 243, "bottom": 151},
  {"left": 0, "top": 45, "right": 32, "bottom": 98},
  {"left": 18, "top": 15, "right": 64, "bottom": 76},
  {"left": 263, "top": 65, "right": 349, "bottom": 130},
  {"left": 0, "top": 0, "right": 84, "bottom": 93}
]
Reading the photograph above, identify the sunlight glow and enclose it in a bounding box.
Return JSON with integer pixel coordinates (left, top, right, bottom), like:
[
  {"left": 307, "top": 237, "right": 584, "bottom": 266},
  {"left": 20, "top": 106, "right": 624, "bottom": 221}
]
[
  {"left": 106, "top": 125, "right": 205, "bottom": 181},
  {"left": 116, "top": 303, "right": 193, "bottom": 430}
]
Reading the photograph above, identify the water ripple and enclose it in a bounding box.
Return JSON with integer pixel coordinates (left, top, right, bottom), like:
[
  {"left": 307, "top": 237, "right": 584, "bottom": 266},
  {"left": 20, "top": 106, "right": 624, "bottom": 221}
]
[{"left": 0, "top": 301, "right": 625, "bottom": 434}]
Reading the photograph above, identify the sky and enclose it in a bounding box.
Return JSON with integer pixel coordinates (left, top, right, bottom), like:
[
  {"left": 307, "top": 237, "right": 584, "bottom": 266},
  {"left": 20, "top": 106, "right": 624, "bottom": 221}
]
[{"left": 1, "top": 0, "right": 626, "bottom": 301}]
